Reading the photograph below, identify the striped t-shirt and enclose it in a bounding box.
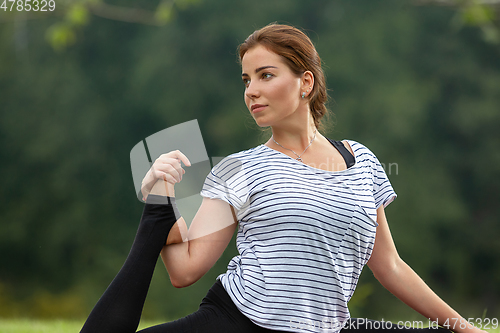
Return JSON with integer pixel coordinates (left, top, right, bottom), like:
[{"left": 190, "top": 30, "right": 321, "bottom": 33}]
[{"left": 200, "top": 140, "right": 396, "bottom": 333}]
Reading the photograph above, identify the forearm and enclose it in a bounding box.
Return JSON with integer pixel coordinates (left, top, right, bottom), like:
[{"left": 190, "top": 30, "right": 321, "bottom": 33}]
[
  {"left": 160, "top": 217, "right": 200, "bottom": 288},
  {"left": 159, "top": 198, "right": 237, "bottom": 288},
  {"left": 145, "top": 175, "right": 237, "bottom": 288},
  {"left": 161, "top": 220, "right": 236, "bottom": 288},
  {"left": 161, "top": 240, "right": 199, "bottom": 288},
  {"left": 377, "top": 258, "right": 474, "bottom": 332},
  {"left": 146, "top": 179, "right": 194, "bottom": 286}
]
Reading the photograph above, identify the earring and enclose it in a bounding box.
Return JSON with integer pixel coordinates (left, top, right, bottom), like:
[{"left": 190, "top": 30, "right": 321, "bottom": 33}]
[{"left": 301, "top": 92, "right": 306, "bottom": 99}]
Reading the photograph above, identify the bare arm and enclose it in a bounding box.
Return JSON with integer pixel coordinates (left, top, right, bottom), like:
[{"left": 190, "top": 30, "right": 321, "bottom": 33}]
[
  {"left": 160, "top": 196, "right": 237, "bottom": 288},
  {"left": 367, "top": 206, "right": 486, "bottom": 333},
  {"left": 142, "top": 150, "right": 237, "bottom": 288}
]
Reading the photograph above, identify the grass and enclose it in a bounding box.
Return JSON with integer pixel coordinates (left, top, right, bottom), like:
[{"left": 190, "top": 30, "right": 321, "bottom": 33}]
[{"left": 0, "top": 319, "right": 167, "bottom": 333}]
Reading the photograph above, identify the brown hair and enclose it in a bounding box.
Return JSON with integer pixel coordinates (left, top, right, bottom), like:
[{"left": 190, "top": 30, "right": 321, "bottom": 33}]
[{"left": 238, "top": 23, "right": 330, "bottom": 131}]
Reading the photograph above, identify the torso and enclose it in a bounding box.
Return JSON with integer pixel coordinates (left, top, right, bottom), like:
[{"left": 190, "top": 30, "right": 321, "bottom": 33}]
[{"left": 201, "top": 140, "right": 397, "bottom": 333}]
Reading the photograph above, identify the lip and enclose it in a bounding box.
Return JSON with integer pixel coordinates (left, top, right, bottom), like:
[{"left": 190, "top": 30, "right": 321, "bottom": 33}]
[{"left": 251, "top": 104, "right": 267, "bottom": 113}]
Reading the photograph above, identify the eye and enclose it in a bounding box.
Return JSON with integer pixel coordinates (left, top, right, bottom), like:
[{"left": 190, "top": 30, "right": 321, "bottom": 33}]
[
  {"left": 262, "top": 73, "right": 273, "bottom": 79},
  {"left": 242, "top": 78, "right": 250, "bottom": 87}
]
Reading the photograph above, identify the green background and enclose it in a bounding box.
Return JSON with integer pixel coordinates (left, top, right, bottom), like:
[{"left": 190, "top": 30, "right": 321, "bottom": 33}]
[{"left": 0, "top": 0, "right": 499, "bottom": 325}]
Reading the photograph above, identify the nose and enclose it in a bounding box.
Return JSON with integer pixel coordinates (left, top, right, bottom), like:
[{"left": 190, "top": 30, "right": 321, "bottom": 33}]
[{"left": 245, "top": 81, "right": 260, "bottom": 100}]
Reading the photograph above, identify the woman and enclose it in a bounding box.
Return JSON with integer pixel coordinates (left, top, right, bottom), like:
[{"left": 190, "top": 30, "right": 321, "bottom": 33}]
[{"left": 81, "top": 24, "right": 486, "bottom": 333}]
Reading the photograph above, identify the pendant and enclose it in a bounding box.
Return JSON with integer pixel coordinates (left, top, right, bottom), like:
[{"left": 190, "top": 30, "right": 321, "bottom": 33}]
[{"left": 296, "top": 157, "right": 303, "bottom": 162}]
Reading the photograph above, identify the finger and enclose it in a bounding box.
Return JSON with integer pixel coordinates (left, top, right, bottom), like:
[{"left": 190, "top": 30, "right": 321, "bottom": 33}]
[
  {"left": 161, "top": 172, "right": 178, "bottom": 184},
  {"left": 171, "top": 150, "right": 191, "bottom": 167},
  {"left": 155, "top": 157, "right": 182, "bottom": 174},
  {"left": 157, "top": 151, "right": 190, "bottom": 169},
  {"left": 154, "top": 168, "right": 178, "bottom": 184},
  {"left": 154, "top": 152, "right": 188, "bottom": 182},
  {"left": 161, "top": 160, "right": 184, "bottom": 182},
  {"left": 170, "top": 157, "right": 188, "bottom": 181}
]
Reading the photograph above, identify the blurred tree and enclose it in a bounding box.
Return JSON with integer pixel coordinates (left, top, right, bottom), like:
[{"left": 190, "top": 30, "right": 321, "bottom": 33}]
[
  {"left": 414, "top": 0, "right": 500, "bottom": 43},
  {"left": 0, "top": 0, "right": 203, "bottom": 50}
]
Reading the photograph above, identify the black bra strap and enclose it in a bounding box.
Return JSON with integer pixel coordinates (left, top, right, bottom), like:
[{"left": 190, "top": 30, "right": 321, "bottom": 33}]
[{"left": 326, "top": 138, "right": 355, "bottom": 168}]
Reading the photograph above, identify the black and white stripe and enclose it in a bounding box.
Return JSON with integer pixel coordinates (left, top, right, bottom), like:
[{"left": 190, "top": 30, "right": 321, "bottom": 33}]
[{"left": 200, "top": 140, "right": 396, "bottom": 333}]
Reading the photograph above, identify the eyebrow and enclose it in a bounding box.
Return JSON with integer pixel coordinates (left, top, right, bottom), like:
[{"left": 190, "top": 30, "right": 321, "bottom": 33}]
[{"left": 242, "top": 65, "right": 278, "bottom": 77}]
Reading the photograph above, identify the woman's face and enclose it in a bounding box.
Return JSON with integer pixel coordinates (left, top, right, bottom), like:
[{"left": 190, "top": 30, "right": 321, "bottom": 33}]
[{"left": 241, "top": 45, "right": 304, "bottom": 128}]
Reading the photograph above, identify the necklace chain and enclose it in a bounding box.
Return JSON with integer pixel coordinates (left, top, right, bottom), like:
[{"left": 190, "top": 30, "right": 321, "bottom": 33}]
[{"left": 272, "top": 129, "right": 317, "bottom": 162}]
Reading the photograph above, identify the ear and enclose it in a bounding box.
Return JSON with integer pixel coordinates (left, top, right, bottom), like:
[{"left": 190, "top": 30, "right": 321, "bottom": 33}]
[{"left": 301, "top": 70, "right": 314, "bottom": 98}]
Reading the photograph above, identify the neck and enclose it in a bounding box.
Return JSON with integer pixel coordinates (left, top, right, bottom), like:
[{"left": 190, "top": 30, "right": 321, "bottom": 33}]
[{"left": 269, "top": 120, "right": 318, "bottom": 151}]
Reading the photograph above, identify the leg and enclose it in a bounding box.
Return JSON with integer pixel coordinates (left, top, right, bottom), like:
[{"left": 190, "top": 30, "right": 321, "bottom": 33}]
[
  {"left": 80, "top": 195, "right": 179, "bottom": 333},
  {"left": 137, "top": 280, "right": 286, "bottom": 333}
]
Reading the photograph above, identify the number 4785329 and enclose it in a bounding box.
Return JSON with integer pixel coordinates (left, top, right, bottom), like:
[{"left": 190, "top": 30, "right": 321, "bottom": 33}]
[{"left": 1, "top": 0, "right": 55, "bottom": 11}]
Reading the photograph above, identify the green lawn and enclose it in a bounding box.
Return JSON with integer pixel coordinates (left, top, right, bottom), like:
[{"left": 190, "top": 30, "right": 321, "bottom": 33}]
[{"left": 0, "top": 319, "right": 167, "bottom": 333}]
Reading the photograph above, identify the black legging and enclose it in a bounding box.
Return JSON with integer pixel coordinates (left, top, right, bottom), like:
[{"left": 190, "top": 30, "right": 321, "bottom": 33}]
[
  {"left": 80, "top": 195, "right": 273, "bottom": 333},
  {"left": 80, "top": 196, "right": 451, "bottom": 333}
]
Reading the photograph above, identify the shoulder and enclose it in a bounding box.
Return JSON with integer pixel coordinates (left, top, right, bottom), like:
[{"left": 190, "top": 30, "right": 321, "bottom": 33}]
[
  {"left": 343, "top": 140, "right": 380, "bottom": 163},
  {"left": 209, "top": 145, "right": 268, "bottom": 179}
]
